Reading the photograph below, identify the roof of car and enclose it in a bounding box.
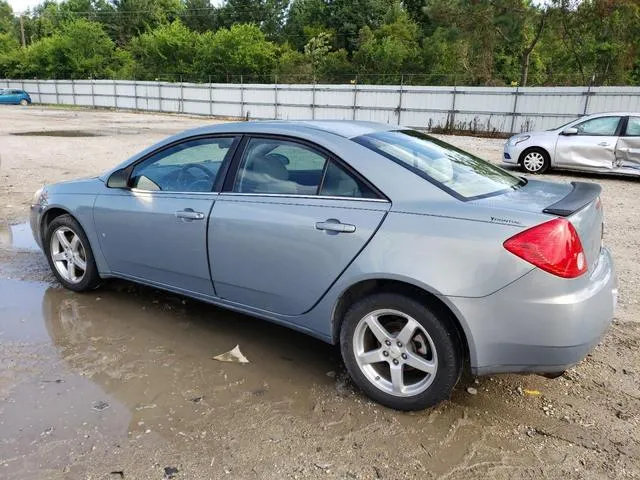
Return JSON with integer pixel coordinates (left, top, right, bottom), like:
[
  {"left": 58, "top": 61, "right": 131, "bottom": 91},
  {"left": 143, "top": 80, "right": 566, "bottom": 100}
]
[{"left": 186, "top": 120, "right": 400, "bottom": 139}]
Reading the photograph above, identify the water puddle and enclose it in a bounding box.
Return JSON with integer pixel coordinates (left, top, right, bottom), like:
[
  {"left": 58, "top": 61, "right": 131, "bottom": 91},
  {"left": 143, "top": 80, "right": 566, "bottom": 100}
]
[
  {"left": 0, "top": 277, "right": 338, "bottom": 463},
  {"left": 0, "top": 222, "right": 39, "bottom": 250}
]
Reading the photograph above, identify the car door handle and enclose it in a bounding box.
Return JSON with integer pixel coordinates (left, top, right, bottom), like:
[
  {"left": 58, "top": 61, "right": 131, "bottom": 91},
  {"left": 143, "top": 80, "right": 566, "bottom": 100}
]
[
  {"left": 598, "top": 142, "right": 610, "bottom": 147},
  {"left": 176, "top": 209, "right": 205, "bottom": 220},
  {"left": 315, "top": 220, "right": 356, "bottom": 233}
]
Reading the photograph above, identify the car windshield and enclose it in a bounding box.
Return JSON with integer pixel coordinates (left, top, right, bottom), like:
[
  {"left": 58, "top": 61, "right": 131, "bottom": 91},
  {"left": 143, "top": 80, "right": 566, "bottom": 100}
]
[
  {"left": 547, "top": 119, "right": 577, "bottom": 131},
  {"left": 354, "top": 130, "right": 525, "bottom": 200}
]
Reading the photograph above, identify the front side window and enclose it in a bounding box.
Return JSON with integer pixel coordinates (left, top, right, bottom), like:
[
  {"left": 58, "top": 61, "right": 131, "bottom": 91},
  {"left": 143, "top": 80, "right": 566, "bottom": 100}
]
[
  {"left": 355, "top": 130, "right": 524, "bottom": 200},
  {"left": 130, "top": 137, "right": 236, "bottom": 192},
  {"left": 574, "top": 116, "right": 622, "bottom": 136},
  {"left": 624, "top": 117, "right": 640, "bottom": 136}
]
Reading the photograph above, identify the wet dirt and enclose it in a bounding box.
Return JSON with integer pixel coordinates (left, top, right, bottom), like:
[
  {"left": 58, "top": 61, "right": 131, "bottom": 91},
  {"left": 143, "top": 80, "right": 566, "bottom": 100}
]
[{"left": 1, "top": 107, "right": 639, "bottom": 479}]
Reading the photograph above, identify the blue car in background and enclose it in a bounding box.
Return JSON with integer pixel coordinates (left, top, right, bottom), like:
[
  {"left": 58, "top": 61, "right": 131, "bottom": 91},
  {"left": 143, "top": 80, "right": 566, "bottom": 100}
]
[{"left": 0, "top": 88, "right": 31, "bottom": 105}]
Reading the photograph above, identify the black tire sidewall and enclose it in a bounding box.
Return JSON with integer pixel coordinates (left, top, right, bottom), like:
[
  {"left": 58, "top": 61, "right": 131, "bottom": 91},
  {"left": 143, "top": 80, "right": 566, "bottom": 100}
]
[
  {"left": 521, "top": 148, "right": 550, "bottom": 174},
  {"left": 43, "top": 214, "right": 101, "bottom": 292},
  {"left": 340, "top": 293, "right": 460, "bottom": 411}
]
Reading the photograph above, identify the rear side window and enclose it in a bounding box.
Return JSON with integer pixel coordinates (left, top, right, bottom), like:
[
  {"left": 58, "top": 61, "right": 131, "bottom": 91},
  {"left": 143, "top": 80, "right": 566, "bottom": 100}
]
[
  {"left": 625, "top": 117, "right": 640, "bottom": 136},
  {"left": 233, "top": 137, "right": 379, "bottom": 198},
  {"left": 355, "top": 130, "right": 524, "bottom": 200}
]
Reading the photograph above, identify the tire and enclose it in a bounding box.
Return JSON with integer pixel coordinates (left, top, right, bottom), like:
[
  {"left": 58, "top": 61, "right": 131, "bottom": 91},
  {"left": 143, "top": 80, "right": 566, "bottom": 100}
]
[
  {"left": 520, "top": 147, "right": 550, "bottom": 174},
  {"left": 43, "top": 214, "right": 101, "bottom": 292},
  {"left": 340, "top": 292, "right": 461, "bottom": 411},
  {"left": 19, "top": 99, "right": 28, "bottom": 106}
]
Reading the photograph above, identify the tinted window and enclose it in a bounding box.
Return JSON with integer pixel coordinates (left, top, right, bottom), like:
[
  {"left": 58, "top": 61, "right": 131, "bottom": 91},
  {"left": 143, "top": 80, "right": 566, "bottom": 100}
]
[
  {"left": 234, "top": 138, "right": 327, "bottom": 195},
  {"left": 355, "top": 130, "right": 524, "bottom": 200},
  {"left": 575, "top": 116, "right": 621, "bottom": 136},
  {"left": 625, "top": 117, "right": 640, "bottom": 136},
  {"left": 131, "top": 137, "right": 235, "bottom": 192},
  {"left": 319, "top": 160, "right": 378, "bottom": 198}
]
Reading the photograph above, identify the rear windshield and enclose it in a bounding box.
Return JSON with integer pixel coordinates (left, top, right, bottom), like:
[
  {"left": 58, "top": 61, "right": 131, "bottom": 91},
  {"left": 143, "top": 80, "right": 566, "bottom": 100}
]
[{"left": 354, "top": 130, "right": 525, "bottom": 200}]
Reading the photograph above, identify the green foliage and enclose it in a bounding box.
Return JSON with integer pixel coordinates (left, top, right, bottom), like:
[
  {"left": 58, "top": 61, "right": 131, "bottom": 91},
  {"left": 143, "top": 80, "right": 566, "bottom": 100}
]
[
  {"left": 194, "top": 24, "right": 277, "bottom": 82},
  {"left": 3, "top": 18, "right": 130, "bottom": 78},
  {"left": 128, "top": 20, "right": 198, "bottom": 80},
  {"left": 2, "top": 0, "right": 639, "bottom": 86}
]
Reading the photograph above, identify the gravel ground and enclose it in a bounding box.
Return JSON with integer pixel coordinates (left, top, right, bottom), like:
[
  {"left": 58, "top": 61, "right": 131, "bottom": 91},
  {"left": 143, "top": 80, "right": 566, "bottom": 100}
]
[{"left": 0, "top": 106, "right": 639, "bottom": 480}]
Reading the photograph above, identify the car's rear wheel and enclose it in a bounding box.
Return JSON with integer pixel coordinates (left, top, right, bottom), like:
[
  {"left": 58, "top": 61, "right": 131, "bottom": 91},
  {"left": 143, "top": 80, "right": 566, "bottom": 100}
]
[
  {"left": 44, "top": 214, "right": 101, "bottom": 292},
  {"left": 340, "top": 293, "right": 461, "bottom": 410},
  {"left": 19, "top": 99, "right": 28, "bottom": 106},
  {"left": 520, "top": 148, "right": 550, "bottom": 174}
]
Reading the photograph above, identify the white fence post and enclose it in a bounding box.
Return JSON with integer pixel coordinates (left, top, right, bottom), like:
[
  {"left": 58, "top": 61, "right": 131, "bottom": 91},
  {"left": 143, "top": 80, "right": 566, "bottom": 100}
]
[
  {"left": 274, "top": 76, "right": 278, "bottom": 120},
  {"left": 209, "top": 77, "right": 214, "bottom": 116},
  {"left": 54, "top": 79, "right": 59, "bottom": 104},
  {"left": 240, "top": 75, "right": 245, "bottom": 119},
  {"left": 312, "top": 77, "right": 316, "bottom": 120},
  {"left": 509, "top": 86, "right": 520, "bottom": 134},
  {"left": 36, "top": 79, "right": 41, "bottom": 104},
  {"left": 352, "top": 76, "right": 358, "bottom": 120},
  {"left": 397, "top": 75, "right": 404, "bottom": 125}
]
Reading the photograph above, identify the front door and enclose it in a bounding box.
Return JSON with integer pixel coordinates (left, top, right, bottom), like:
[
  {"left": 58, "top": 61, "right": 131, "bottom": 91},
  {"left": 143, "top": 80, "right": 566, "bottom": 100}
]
[
  {"left": 94, "top": 136, "right": 238, "bottom": 296},
  {"left": 555, "top": 115, "right": 623, "bottom": 170},
  {"left": 209, "top": 136, "right": 390, "bottom": 316}
]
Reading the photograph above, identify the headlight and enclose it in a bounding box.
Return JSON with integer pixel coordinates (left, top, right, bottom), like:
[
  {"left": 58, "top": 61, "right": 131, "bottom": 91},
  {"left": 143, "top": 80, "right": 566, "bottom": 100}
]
[
  {"left": 511, "top": 135, "right": 530, "bottom": 146},
  {"left": 32, "top": 187, "right": 46, "bottom": 205}
]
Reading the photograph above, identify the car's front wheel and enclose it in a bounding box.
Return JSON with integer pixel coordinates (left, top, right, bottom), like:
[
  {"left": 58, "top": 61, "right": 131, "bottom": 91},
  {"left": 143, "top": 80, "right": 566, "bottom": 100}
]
[
  {"left": 520, "top": 148, "right": 550, "bottom": 174},
  {"left": 19, "top": 99, "right": 28, "bottom": 106},
  {"left": 44, "top": 214, "right": 101, "bottom": 292},
  {"left": 340, "top": 293, "right": 461, "bottom": 410}
]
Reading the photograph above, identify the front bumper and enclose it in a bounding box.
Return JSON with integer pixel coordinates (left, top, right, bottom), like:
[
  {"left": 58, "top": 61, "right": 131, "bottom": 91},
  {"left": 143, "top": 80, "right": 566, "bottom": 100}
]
[
  {"left": 450, "top": 247, "right": 617, "bottom": 375},
  {"left": 30, "top": 204, "right": 44, "bottom": 249},
  {"left": 502, "top": 143, "right": 520, "bottom": 166}
]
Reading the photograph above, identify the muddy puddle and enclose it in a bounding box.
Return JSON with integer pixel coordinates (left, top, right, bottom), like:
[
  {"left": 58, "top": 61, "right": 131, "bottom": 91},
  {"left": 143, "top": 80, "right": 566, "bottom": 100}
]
[
  {"left": 0, "top": 277, "right": 342, "bottom": 465},
  {"left": 10, "top": 128, "right": 144, "bottom": 137}
]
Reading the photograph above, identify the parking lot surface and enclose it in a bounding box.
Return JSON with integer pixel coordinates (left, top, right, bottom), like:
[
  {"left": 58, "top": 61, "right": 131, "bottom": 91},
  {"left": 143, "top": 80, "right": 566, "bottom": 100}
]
[{"left": 1, "top": 106, "right": 639, "bottom": 479}]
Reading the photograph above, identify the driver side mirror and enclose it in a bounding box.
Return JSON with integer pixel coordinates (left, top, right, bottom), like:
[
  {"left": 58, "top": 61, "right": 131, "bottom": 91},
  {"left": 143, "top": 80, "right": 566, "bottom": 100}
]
[
  {"left": 561, "top": 127, "right": 578, "bottom": 136},
  {"left": 107, "top": 168, "right": 130, "bottom": 189}
]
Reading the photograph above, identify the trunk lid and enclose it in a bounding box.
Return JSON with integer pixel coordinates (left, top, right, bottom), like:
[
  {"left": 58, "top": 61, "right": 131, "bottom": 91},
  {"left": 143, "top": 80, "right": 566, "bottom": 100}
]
[{"left": 472, "top": 179, "right": 603, "bottom": 272}]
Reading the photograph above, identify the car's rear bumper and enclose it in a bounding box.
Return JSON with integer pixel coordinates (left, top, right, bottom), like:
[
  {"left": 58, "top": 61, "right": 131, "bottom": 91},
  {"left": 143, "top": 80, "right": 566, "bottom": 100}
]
[{"left": 449, "top": 247, "right": 617, "bottom": 376}]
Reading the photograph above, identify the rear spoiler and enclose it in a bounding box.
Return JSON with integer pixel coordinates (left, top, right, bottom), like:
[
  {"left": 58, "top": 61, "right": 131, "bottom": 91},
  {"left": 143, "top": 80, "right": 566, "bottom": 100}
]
[{"left": 543, "top": 181, "right": 602, "bottom": 217}]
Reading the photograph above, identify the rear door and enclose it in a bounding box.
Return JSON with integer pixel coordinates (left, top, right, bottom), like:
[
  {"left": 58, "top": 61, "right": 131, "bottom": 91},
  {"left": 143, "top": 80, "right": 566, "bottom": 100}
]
[
  {"left": 555, "top": 115, "right": 623, "bottom": 170},
  {"left": 615, "top": 116, "right": 640, "bottom": 170},
  {"left": 208, "top": 136, "right": 390, "bottom": 316}
]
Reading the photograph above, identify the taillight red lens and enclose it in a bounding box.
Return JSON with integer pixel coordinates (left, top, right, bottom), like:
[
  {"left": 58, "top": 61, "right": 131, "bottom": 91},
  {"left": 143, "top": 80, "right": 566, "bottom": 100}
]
[{"left": 503, "top": 218, "right": 587, "bottom": 278}]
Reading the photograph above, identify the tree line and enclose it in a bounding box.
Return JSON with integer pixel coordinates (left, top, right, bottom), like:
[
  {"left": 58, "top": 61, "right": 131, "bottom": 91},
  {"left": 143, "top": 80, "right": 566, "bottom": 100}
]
[{"left": 1, "top": 0, "right": 638, "bottom": 86}]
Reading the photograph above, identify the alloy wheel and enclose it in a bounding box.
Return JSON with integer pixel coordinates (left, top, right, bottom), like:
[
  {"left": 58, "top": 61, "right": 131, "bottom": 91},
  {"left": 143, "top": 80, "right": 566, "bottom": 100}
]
[
  {"left": 50, "top": 226, "right": 87, "bottom": 284},
  {"left": 353, "top": 309, "right": 438, "bottom": 397}
]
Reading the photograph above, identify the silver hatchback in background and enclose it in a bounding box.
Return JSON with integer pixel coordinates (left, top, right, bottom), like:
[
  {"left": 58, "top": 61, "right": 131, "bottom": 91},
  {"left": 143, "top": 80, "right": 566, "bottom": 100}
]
[{"left": 504, "top": 112, "right": 640, "bottom": 175}]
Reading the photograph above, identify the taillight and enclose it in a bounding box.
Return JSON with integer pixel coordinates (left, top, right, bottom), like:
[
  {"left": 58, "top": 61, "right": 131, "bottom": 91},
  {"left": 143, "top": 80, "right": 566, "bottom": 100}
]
[{"left": 503, "top": 218, "right": 587, "bottom": 278}]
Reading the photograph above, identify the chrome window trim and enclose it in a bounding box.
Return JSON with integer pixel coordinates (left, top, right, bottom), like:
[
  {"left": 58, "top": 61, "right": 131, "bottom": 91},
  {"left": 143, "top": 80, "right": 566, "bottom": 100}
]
[
  {"left": 219, "top": 192, "right": 390, "bottom": 203},
  {"left": 129, "top": 188, "right": 220, "bottom": 196}
]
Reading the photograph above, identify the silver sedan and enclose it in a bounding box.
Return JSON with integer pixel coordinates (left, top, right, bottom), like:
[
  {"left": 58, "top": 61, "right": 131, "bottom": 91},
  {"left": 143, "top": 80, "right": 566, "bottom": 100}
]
[
  {"left": 504, "top": 112, "right": 640, "bottom": 175},
  {"left": 30, "top": 121, "right": 617, "bottom": 410}
]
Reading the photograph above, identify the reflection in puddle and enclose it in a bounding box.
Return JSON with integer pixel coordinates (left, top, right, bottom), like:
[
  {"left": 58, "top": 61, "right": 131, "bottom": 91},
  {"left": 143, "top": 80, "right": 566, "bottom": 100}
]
[
  {"left": 0, "top": 222, "right": 38, "bottom": 250},
  {"left": 0, "top": 278, "right": 338, "bottom": 458}
]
